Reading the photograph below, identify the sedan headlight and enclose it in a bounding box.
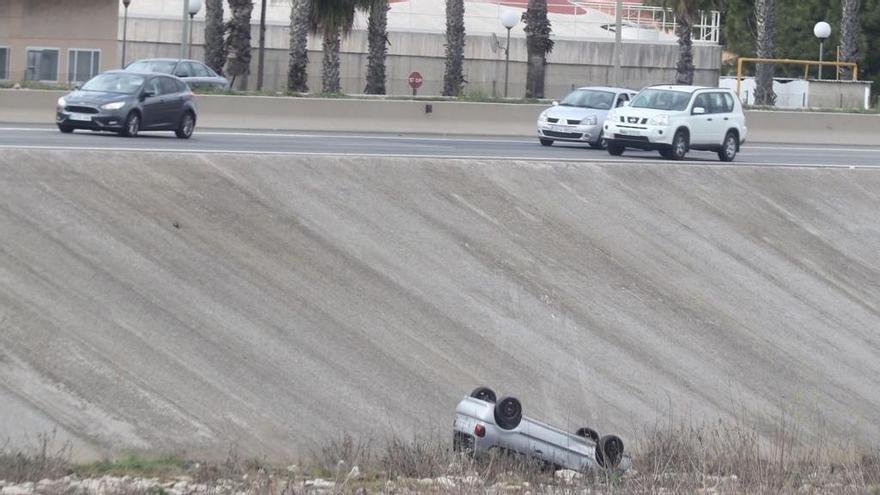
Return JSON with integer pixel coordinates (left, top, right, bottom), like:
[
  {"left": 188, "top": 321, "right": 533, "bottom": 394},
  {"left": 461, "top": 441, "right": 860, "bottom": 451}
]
[
  {"left": 649, "top": 114, "right": 670, "bottom": 126},
  {"left": 57, "top": 97, "right": 67, "bottom": 107},
  {"left": 538, "top": 111, "right": 549, "bottom": 123},
  {"left": 101, "top": 101, "right": 127, "bottom": 111},
  {"left": 580, "top": 115, "right": 598, "bottom": 126}
]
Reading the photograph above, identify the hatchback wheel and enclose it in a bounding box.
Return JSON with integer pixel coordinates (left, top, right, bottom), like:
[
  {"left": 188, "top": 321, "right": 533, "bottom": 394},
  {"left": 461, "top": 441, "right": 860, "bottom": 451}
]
[
  {"left": 718, "top": 131, "right": 738, "bottom": 162},
  {"left": 120, "top": 112, "right": 140, "bottom": 137},
  {"left": 57, "top": 125, "right": 74, "bottom": 134},
  {"left": 589, "top": 131, "right": 607, "bottom": 150},
  {"left": 175, "top": 112, "right": 196, "bottom": 139}
]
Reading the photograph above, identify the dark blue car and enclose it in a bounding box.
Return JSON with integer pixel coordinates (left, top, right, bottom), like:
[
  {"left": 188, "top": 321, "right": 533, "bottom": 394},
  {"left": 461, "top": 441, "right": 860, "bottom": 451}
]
[{"left": 56, "top": 71, "right": 197, "bottom": 138}]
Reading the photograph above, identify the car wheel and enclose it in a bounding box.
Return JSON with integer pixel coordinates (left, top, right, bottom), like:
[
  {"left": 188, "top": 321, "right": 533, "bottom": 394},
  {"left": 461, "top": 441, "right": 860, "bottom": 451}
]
[
  {"left": 595, "top": 435, "right": 625, "bottom": 469},
  {"left": 607, "top": 142, "right": 625, "bottom": 156},
  {"left": 57, "top": 125, "right": 74, "bottom": 134},
  {"left": 575, "top": 427, "right": 600, "bottom": 443},
  {"left": 668, "top": 130, "right": 688, "bottom": 160},
  {"left": 120, "top": 112, "right": 140, "bottom": 137},
  {"left": 469, "top": 386, "right": 497, "bottom": 403},
  {"left": 589, "top": 132, "right": 607, "bottom": 150},
  {"left": 718, "top": 131, "right": 738, "bottom": 162},
  {"left": 539, "top": 138, "right": 554, "bottom": 147},
  {"left": 493, "top": 396, "right": 522, "bottom": 430},
  {"left": 175, "top": 111, "right": 196, "bottom": 139}
]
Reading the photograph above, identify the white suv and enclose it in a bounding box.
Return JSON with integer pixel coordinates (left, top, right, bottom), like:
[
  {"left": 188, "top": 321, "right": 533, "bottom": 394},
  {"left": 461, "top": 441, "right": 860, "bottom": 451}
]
[{"left": 603, "top": 85, "right": 747, "bottom": 161}]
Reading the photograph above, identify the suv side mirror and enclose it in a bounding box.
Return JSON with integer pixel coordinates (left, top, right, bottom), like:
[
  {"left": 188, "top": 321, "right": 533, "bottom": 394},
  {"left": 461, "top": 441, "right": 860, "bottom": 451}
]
[
  {"left": 623, "top": 101, "right": 631, "bottom": 107},
  {"left": 692, "top": 106, "right": 706, "bottom": 115}
]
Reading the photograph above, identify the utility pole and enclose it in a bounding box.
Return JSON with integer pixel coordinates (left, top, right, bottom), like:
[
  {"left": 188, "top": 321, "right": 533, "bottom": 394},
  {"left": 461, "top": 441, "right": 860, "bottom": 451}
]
[
  {"left": 181, "top": 0, "right": 191, "bottom": 59},
  {"left": 612, "top": 0, "right": 623, "bottom": 86},
  {"left": 257, "top": 0, "right": 267, "bottom": 90}
]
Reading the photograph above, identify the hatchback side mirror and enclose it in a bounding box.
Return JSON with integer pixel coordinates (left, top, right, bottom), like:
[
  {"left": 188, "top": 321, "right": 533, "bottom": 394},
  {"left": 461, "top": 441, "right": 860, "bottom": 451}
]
[
  {"left": 552, "top": 100, "right": 559, "bottom": 106},
  {"left": 692, "top": 106, "right": 706, "bottom": 115},
  {"left": 140, "top": 90, "right": 155, "bottom": 101}
]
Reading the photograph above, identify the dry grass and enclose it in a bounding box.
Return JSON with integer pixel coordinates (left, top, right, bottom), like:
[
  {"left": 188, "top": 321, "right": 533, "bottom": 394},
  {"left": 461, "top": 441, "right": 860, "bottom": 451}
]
[{"left": 0, "top": 431, "right": 72, "bottom": 482}]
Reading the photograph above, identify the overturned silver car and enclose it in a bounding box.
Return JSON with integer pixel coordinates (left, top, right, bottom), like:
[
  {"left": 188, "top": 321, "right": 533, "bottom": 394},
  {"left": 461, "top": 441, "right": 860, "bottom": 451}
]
[{"left": 453, "top": 387, "right": 632, "bottom": 472}]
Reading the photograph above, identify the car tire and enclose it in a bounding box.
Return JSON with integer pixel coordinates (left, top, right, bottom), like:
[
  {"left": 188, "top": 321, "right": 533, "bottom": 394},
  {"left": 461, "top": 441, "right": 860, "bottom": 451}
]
[
  {"left": 667, "top": 130, "right": 688, "bottom": 160},
  {"left": 718, "top": 131, "right": 738, "bottom": 162},
  {"left": 589, "top": 132, "right": 607, "bottom": 150},
  {"left": 120, "top": 112, "right": 140, "bottom": 137},
  {"left": 493, "top": 396, "right": 522, "bottom": 430},
  {"left": 607, "top": 142, "right": 625, "bottom": 156},
  {"left": 539, "top": 138, "right": 554, "bottom": 147},
  {"left": 175, "top": 111, "right": 196, "bottom": 139},
  {"left": 469, "top": 386, "right": 497, "bottom": 403},
  {"left": 57, "top": 125, "right": 74, "bottom": 134},
  {"left": 575, "top": 427, "right": 600, "bottom": 443},
  {"left": 595, "top": 435, "right": 625, "bottom": 469}
]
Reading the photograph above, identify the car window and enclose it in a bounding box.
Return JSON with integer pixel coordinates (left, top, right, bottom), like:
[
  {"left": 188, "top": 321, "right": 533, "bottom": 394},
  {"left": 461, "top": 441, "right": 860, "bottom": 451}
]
[
  {"left": 159, "top": 77, "right": 179, "bottom": 95},
  {"left": 125, "top": 60, "right": 177, "bottom": 74},
  {"left": 81, "top": 73, "right": 145, "bottom": 94},
  {"left": 191, "top": 62, "right": 211, "bottom": 78},
  {"left": 615, "top": 93, "right": 629, "bottom": 107},
  {"left": 693, "top": 93, "right": 711, "bottom": 112},
  {"left": 631, "top": 89, "right": 692, "bottom": 111},
  {"left": 722, "top": 93, "right": 735, "bottom": 112},
  {"left": 174, "top": 79, "right": 189, "bottom": 92},
  {"left": 560, "top": 89, "right": 615, "bottom": 109},
  {"left": 173, "top": 62, "right": 192, "bottom": 78},
  {"left": 144, "top": 78, "right": 162, "bottom": 96}
]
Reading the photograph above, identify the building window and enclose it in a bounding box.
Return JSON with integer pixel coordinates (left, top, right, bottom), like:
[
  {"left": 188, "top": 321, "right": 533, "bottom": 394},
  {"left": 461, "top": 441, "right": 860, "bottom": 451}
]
[
  {"left": 68, "top": 49, "right": 101, "bottom": 84},
  {"left": 0, "top": 47, "right": 9, "bottom": 80},
  {"left": 25, "top": 48, "right": 59, "bottom": 82}
]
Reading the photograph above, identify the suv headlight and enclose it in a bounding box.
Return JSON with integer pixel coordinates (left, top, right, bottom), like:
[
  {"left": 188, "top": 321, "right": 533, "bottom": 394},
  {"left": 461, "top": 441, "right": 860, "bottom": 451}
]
[
  {"left": 101, "top": 101, "right": 126, "bottom": 111},
  {"left": 580, "top": 115, "right": 598, "bottom": 126},
  {"left": 649, "top": 114, "right": 670, "bottom": 126},
  {"left": 57, "top": 97, "right": 67, "bottom": 107}
]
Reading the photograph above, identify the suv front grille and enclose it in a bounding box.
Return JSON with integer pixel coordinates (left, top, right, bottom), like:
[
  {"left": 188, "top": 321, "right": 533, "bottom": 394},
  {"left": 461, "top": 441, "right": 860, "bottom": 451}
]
[
  {"left": 620, "top": 116, "right": 648, "bottom": 125},
  {"left": 614, "top": 134, "right": 650, "bottom": 142}
]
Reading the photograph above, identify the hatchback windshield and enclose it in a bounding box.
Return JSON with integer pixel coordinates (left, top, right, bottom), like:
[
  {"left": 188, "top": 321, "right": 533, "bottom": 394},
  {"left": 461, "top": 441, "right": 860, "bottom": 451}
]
[
  {"left": 81, "top": 73, "right": 145, "bottom": 94},
  {"left": 559, "top": 90, "right": 615, "bottom": 110},
  {"left": 630, "top": 89, "right": 692, "bottom": 111},
  {"left": 125, "top": 60, "right": 177, "bottom": 74}
]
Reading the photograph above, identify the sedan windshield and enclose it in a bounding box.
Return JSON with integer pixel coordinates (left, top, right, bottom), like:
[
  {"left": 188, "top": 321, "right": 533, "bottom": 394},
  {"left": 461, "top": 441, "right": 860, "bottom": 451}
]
[
  {"left": 559, "top": 90, "right": 615, "bottom": 109},
  {"left": 630, "top": 89, "right": 692, "bottom": 111},
  {"left": 81, "top": 73, "right": 145, "bottom": 94},
  {"left": 125, "top": 60, "right": 177, "bottom": 74}
]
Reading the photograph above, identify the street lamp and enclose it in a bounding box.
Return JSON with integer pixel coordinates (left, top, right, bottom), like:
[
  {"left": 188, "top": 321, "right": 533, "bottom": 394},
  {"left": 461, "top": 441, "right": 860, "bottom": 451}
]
[
  {"left": 501, "top": 10, "right": 519, "bottom": 98},
  {"left": 814, "top": 21, "right": 831, "bottom": 80},
  {"left": 121, "top": 0, "right": 132, "bottom": 68},
  {"left": 188, "top": 0, "right": 203, "bottom": 59}
]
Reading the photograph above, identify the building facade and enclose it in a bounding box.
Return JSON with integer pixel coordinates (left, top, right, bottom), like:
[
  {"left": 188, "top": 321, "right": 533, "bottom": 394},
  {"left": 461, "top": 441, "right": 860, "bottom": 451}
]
[{"left": 0, "top": 0, "right": 117, "bottom": 85}]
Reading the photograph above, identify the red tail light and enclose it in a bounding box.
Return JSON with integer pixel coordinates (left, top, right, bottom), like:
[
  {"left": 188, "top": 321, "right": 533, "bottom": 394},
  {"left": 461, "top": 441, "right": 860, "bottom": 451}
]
[{"left": 474, "top": 424, "right": 486, "bottom": 438}]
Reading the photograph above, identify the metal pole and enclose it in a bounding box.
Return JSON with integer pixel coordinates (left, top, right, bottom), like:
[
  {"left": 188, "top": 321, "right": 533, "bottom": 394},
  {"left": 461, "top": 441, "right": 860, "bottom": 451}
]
[
  {"left": 121, "top": 6, "right": 129, "bottom": 68},
  {"left": 181, "top": 0, "right": 190, "bottom": 59},
  {"left": 188, "top": 14, "right": 194, "bottom": 59},
  {"left": 504, "top": 27, "right": 511, "bottom": 98},
  {"left": 818, "top": 40, "right": 824, "bottom": 79},
  {"left": 257, "top": 0, "right": 267, "bottom": 91},
  {"left": 612, "top": 0, "right": 623, "bottom": 87}
]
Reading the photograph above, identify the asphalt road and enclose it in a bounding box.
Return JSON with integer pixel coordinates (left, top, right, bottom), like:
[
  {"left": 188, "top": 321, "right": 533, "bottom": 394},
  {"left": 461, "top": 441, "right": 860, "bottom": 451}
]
[{"left": 1, "top": 125, "right": 880, "bottom": 168}]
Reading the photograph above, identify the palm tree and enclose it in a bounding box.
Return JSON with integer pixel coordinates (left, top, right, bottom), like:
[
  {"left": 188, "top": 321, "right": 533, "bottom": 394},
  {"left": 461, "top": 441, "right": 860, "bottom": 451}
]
[
  {"left": 840, "top": 0, "right": 863, "bottom": 80},
  {"left": 753, "top": 0, "right": 777, "bottom": 105},
  {"left": 225, "top": 0, "right": 254, "bottom": 89},
  {"left": 523, "top": 0, "right": 554, "bottom": 98},
  {"left": 362, "top": 0, "right": 390, "bottom": 94},
  {"left": 654, "top": 0, "right": 717, "bottom": 84},
  {"left": 288, "top": 0, "right": 311, "bottom": 92},
  {"left": 204, "top": 0, "right": 226, "bottom": 76},
  {"left": 309, "top": 0, "right": 358, "bottom": 94},
  {"left": 443, "top": 0, "right": 466, "bottom": 96}
]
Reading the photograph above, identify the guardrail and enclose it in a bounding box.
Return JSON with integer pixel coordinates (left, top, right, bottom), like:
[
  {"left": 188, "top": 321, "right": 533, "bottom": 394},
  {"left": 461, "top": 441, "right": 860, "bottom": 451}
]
[{"left": 1, "top": 89, "right": 878, "bottom": 146}]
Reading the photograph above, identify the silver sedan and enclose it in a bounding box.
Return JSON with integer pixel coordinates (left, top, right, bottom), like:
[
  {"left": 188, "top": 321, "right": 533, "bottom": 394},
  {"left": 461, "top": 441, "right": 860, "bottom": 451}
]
[
  {"left": 537, "top": 86, "right": 637, "bottom": 149},
  {"left": 125, "top": 58, "right": 229, "bottom": 90}
]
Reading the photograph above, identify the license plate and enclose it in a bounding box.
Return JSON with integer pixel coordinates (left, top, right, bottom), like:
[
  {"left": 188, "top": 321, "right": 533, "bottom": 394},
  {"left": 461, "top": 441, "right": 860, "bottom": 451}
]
[
  {"left": 69, "top": 113, "right": 92, "bottom": 122},
  {"left": 550, "top": 124, "right": 568, "bottom": 132},
  {"left": 618, "top": 129, "right": 637, "bottom": 136}
]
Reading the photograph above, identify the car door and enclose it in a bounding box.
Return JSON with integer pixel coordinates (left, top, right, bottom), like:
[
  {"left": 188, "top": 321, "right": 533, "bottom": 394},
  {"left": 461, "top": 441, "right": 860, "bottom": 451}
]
[
  {"left": 140, "top": 77, "right": 165, "bottom": 129},
  {"left": 189, "top": 61, "right": 218, "bottom": 89},
  {"left": 689, "top": 92, "right": 716, "bottom": 145},
  {"left": 158, "top": 76, "right": 185, "bottom": 128}
]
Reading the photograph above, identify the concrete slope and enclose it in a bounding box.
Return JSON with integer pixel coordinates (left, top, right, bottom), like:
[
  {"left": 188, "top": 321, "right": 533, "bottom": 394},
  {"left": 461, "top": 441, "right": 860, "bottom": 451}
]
[{"left": 1, "top": 150, "right": 879, "bottom": 460}]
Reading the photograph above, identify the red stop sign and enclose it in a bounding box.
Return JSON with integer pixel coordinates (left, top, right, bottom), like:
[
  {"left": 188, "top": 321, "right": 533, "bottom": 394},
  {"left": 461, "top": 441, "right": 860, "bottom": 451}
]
[{"left": 408, "top": 71, "right": 424, "bottom": 89}]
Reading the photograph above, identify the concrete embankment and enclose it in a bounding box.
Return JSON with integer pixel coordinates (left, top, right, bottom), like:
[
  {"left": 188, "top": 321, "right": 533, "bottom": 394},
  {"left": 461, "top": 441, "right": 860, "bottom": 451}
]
[{"left": 1, "top": 150, "right": 879, "bottom": 460}]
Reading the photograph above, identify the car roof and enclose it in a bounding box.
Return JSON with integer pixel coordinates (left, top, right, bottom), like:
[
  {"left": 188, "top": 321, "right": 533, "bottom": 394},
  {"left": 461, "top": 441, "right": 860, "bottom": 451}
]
[
  {"left": 102, "top": 69, "right": 183, "bottom": 80},
  {"left": 131, "top": 58, "right": 205, "bottom": 64},
  {"left": 646, "top": 84, "right": 723, "bottom": 93},
  {"left": 574, "top": 86, "right": 635, "bottom": 93}
]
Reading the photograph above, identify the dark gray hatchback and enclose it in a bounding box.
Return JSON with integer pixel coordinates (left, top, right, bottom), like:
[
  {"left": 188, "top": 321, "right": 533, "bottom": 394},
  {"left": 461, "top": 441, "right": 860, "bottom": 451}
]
[{"left": 55, "top": 71, "right": 197, "bottom": 138}]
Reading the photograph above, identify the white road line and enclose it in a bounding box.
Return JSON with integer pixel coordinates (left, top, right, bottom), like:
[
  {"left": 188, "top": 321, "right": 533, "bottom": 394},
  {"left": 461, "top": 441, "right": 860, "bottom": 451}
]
[{"left": 2, "top": 144, "right": 879, "bottom": 169}]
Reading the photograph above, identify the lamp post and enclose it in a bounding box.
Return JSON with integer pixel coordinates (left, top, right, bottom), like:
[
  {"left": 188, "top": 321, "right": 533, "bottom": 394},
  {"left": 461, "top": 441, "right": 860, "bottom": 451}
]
[
  {"left": 501, "top": 10, "right": 519, "bottom": 98},
  {"left": 814, "top": 21, "right": 831, "bottom": 80},
  {"left": 188, "top": 0, "right": 203, "bottom": 59},
  {"left": 121, "top": 0, "right": 132, "bottom": 68}
]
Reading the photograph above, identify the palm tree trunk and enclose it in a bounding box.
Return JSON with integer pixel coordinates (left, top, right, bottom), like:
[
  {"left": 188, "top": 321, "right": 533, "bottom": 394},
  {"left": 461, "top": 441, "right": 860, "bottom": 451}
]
[
  {"left": 754, "top": 0, "right": 777, "bottom": 105},
  {"left": 839, "top": 0, "right": 862, "bottom": 80},
  {"left": 225, "top": 0, "right": 254, "bottom": 90},
  {"left": 322, "top": 27, "right": 342, "bottom": 94},
  {"left": 442, "top": 0, "right": 466, "bottom": 96},
  {"left": 364, "top": 0, "right": 390, "bottom": 94},
  {"left": 524, "top": 0, "right": 554, "bottom": 99},
  {"left": 204, "top": 0, "right": 226, "bottom": 76},
  {"left": 288, "top": 0, "right": 311, "bottom": 92},
  {"left": 674, "top": 13, "right": 694, "bottom": 85}
]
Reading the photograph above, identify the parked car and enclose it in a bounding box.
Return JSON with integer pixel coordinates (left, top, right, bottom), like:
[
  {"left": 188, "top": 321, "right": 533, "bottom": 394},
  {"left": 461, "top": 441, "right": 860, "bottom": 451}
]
[
  {"left": 453, "top": 387, "right": 632, "bottom": 473},
  {"left": 124, "top": 58, "right": 229, "bottom": 90},
  {"left": 603, "top": 84, "right": 747, "bottom": 161},
  {"left": 55, "top": 70, "right": 197, "bottom": 138},
  {"left": 537, "top": 87, "right": 637, "bottom": 149}
]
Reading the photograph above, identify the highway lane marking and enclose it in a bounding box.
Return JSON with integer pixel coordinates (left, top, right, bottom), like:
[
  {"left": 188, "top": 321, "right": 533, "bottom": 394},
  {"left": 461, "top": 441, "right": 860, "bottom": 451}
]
[
  {"left": 3, "top": 144, "right": 879, "bottom": 170},
  {"left": 3, "top": 127, "right": 880, "bottom": 153}
]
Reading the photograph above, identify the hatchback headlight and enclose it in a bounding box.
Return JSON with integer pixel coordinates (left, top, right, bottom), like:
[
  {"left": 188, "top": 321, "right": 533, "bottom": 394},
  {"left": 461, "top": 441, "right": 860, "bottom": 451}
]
[
  {"left": 650, "top": 114, "right": 670, "bottom": 126},
  {"left": 57, "top": 97, "right": 67, "bottom": 107},
  {"left": 580, "top": 115, "right": 598, "bottom": 126},
  {"left": 538, "top": 111, "right": 549, "bottom": 123},
  {"left": 101, "top": 101, "right": 127, "bottom": 111}
]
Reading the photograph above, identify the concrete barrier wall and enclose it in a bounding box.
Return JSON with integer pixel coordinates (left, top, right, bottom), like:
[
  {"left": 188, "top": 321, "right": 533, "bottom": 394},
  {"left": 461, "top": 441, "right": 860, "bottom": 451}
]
[{"left": 2, "top": 89, "right": 879, "bottom": 145}]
